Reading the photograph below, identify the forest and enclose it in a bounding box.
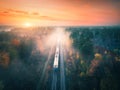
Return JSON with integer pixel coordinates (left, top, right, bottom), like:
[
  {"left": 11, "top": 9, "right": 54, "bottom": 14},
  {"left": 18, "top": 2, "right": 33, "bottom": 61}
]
[
  {"left": 0, "top": 26, "right": 120, "bottom": 90},
  {"left": 0, "top": 27, "right": 54, "bottom": 90},
  {"left": 65, "top": 26, "right": 120, "bottom": 90}
]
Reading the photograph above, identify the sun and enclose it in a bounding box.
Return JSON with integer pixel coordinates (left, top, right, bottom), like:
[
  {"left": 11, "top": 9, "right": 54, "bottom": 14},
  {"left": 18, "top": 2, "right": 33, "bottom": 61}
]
[{"left": 24, "top": 22, "right": 33, "bottom": 27}]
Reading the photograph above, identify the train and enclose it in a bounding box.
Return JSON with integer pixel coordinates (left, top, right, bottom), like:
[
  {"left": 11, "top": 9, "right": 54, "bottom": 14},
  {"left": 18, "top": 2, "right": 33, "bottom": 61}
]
[{"left": 53, "top": 46, "right": 60, "bottom": 71}]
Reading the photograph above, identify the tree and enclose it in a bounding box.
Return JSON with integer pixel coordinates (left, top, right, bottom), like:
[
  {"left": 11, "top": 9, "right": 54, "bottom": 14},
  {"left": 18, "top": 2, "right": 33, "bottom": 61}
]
[
  {"left": 69, "top": 28, "right": 94, "bottom": 61},
  {"left": 89, "top": 53, "right": 104, "bottom": 90},
  {"left": 0, "top": 81, "right": 4, "bottom": 90},
  {"left": 0, "top": 52, "right": 10, "bottom": 67}
]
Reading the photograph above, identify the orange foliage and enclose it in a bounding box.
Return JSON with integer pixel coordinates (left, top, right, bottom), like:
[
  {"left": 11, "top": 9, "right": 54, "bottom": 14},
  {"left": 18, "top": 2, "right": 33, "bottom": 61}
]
[
  {"left": 89, "top": 59, "right": 101, "bottom": 75},
  {"left": 0, "top": 52, "right": 10, "bottom": 67},
  {"left": 11, "top": 39, "right": 20, "bottom": 46},
  {"left": 69, "top": 50, "right": 73, "bottom": 56}
]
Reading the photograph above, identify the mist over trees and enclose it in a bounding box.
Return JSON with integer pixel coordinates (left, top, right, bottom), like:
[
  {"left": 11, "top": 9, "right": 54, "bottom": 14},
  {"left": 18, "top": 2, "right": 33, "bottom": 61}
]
[
  {"left": 0, "top": 27, "right": 54, "bottom": 90},
  {"left": 0, "top": 26, "right": 120, "bottom": 90}
]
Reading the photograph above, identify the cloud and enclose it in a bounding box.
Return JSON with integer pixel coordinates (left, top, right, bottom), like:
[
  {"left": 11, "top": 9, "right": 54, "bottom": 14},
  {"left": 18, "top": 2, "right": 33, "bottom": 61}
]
[
  {"left": 7, "top": 9, "right": 29, "bottom": 15},
  {"left": 0, "top": 8, "right": 64, "bottom": 21},
  {"left": 32, "top": 12, "right": 39, "bottom": 15},
  {"left": 3, "top": 11, "right": 9, "bottom": 14}
]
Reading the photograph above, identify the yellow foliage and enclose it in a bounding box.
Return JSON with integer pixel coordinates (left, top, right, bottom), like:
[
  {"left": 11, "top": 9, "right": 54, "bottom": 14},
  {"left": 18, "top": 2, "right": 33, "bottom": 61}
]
[
  {"left": 76, "top": 52, "right": 79, "bottom": 59},
  {"left": 94, "top": 53, "right": 102, "bottom": 60},
  {"left": 80, "top": 60, "right": 84, "bottom": 64},
  {"left": 115, "top": 56, "right": 120, "bottom": 61},
  {"left": 80, "top": 72, "right": 85, "bottom": 77}
]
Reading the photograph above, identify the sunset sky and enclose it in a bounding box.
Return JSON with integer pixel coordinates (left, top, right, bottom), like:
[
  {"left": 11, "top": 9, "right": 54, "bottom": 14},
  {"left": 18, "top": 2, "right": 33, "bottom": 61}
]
[{"left": 0, "top": 0, "right": 120, "bottom": 26}]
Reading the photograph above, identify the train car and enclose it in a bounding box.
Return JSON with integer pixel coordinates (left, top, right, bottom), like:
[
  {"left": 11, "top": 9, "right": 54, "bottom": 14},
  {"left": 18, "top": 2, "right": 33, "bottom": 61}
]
[{"left": 53, "top": 46, "right": 59, "bottom": 71}]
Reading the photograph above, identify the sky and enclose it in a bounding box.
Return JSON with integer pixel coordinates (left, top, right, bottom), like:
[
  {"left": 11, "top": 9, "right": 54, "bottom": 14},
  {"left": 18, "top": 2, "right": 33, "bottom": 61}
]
[{"left": 0, "top": 0, "right": 120, "bottom": 26}]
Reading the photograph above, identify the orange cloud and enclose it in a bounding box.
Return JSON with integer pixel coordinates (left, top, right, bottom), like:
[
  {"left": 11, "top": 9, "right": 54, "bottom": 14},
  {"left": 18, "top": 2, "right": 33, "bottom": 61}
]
[
  {"left": 0, "top": 0, "right": 120, "bottom": 25},
  {"left": 7, "top": 9, "right": 29, "bottom": 14},
  {"left": 32, "top": 12, "right": 39, "bottom": 15}
]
